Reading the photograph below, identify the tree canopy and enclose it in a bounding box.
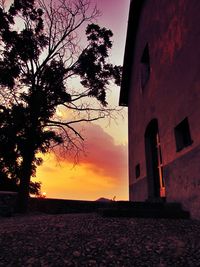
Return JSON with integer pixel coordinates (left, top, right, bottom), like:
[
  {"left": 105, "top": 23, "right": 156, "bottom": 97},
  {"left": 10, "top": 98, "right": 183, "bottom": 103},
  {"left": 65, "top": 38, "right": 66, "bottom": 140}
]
[{"left": 0, "top": 0, "right": 122, "bottom": 212}]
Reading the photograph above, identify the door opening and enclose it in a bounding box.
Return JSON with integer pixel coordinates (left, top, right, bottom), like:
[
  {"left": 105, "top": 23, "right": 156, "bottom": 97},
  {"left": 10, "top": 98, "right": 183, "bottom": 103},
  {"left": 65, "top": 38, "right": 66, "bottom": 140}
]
[{"left": 145, "top": 119, "right": 165, "bottom": 200}]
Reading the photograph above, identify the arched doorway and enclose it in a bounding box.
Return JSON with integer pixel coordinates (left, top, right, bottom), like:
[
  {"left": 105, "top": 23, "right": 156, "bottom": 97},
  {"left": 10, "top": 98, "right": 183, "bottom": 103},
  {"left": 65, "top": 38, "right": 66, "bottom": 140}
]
[{"left": 145, "top": 119, "right": 165, "bottom": 201}]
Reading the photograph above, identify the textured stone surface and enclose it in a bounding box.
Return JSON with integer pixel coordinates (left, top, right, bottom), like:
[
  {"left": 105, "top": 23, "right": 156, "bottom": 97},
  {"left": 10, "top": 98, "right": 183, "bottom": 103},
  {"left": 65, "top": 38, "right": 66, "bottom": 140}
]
[{"left": 0, "top": 213, "right": 200, "bottom": 266}]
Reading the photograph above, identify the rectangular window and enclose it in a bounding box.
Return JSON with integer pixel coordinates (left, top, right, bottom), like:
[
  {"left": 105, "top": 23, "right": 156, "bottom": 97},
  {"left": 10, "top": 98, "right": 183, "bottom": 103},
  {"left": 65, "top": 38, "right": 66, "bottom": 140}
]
[
  {"left": 135, "top": 164, "right": 140, "bottom": 178},
  {"left": 174, "top": 117, "right": 193, "bottom": 152},
  {"left": 140, "top": 43, "right": 150, "bottom": 90}
]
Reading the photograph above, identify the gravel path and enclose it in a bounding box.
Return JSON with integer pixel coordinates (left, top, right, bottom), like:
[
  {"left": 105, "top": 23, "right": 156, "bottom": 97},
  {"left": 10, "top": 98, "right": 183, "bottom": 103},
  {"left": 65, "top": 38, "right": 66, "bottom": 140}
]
[{"left": 0, "top": 213, "right": 200, "bottom": 267}]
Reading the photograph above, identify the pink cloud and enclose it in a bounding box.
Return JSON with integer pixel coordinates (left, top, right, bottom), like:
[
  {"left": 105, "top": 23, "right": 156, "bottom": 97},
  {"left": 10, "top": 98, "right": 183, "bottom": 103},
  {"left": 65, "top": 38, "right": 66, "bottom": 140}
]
[{"left": 58, "top": 123, "right": 128, "bottom": 183}]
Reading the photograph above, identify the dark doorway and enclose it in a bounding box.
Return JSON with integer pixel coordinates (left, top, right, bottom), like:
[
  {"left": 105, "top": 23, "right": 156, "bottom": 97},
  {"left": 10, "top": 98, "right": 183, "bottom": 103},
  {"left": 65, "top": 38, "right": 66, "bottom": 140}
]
[{"left": 145, "top": 119, "right": 165, "bottom": 200}]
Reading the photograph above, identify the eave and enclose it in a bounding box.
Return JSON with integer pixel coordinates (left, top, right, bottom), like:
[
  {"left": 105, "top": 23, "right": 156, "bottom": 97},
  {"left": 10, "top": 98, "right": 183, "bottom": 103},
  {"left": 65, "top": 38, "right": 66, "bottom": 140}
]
[{"left": 119, "top": 0, "right": 146, "bottom": 106}]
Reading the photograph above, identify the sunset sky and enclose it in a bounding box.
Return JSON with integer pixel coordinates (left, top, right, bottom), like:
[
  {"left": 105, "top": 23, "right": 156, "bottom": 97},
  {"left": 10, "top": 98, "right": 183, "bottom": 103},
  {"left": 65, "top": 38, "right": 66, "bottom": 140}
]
[{"left": 33, "top": 0, "right": 130, "bottom": 201}]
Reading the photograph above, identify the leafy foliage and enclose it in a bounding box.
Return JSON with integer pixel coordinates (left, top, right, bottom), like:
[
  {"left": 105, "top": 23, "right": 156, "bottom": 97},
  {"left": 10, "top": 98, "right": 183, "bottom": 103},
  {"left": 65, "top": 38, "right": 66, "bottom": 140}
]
[{"left": 0, "top": 0, "right": 122, "bottom": 212}]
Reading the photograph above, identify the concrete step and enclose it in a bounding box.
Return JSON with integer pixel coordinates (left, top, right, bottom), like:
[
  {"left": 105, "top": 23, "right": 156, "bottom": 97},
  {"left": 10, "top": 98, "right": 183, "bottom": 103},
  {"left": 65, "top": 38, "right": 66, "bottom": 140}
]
[{"left": 100, "top": 201, "right": 190, "bottom": 219}]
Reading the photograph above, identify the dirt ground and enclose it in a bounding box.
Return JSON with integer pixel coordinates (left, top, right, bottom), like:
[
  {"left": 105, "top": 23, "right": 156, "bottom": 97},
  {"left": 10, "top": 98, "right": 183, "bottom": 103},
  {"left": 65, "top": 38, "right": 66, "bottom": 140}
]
[{"left": 0, "top": 213, "right": 200, "bottom": 267}]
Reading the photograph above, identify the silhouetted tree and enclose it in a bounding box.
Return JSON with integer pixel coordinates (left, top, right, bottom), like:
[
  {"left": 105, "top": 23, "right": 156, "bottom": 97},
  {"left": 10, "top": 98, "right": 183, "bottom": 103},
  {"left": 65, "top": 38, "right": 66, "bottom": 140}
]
[
  {"left": 0, "top": 105, "right": 41, "bottom": 195},
  {"left": 0, "top": 0, "right": 122, "bottom": 212}
]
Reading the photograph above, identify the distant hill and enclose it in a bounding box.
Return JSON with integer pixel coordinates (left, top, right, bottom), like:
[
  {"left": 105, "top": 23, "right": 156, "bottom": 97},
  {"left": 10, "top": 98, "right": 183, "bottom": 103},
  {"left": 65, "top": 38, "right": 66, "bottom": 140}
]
[{"left": 95, "top": 197, "right": 112, "bottom": 202}]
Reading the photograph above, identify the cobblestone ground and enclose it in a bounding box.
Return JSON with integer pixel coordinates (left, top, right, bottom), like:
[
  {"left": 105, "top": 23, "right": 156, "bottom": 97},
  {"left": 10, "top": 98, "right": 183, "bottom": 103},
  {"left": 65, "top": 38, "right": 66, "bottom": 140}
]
[{"left": 0, "top": 213, "right": 200, "bottom": 267}]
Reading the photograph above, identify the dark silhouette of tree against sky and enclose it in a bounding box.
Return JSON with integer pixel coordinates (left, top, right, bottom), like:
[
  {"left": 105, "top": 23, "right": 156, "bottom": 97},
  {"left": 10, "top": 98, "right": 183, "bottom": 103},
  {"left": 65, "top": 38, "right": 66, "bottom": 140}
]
[{"left": 0, "top": 0, "right": 122, "bottom": 212}]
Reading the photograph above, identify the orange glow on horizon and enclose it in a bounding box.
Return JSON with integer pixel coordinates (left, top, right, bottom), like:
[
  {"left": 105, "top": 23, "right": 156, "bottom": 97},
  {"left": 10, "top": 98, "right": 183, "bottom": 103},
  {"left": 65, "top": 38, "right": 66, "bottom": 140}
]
[
  {"left": 34, "top": 149, "right": 128, "bottom": 201},
  {"left": 34, "top": 121, "right": 128, "bottom": 201}
]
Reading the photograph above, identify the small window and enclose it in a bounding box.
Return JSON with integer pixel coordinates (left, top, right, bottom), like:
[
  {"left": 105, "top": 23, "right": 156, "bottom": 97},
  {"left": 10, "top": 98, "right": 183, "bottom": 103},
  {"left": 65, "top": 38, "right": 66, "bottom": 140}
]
[
  {"left": 135, "top": 164, "right": 140, "bottom": 178},
  {"left": 174, "top": 118, "right": 193, "bottom": 152},
  {"left": 140, "top": 43, "right": 150, "bottom": 90}
]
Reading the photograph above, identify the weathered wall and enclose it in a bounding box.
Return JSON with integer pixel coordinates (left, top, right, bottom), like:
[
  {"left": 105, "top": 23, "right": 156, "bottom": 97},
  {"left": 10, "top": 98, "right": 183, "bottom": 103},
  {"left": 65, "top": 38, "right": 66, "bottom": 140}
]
[
  {"left": 164, "top": 145, "right": 200, "bottom": 219},
  {"left": 128, "top": 0, "right": 200, "bottom": 218},
  {"left": 130, "top": 177, "right": 148, "bottom": 201}
]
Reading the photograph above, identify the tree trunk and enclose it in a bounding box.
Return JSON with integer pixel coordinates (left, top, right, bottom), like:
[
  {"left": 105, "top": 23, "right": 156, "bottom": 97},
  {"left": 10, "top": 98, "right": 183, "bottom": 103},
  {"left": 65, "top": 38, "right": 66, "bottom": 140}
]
[{"left": 17, "top": 147, "right": 35, "bottom": 213}]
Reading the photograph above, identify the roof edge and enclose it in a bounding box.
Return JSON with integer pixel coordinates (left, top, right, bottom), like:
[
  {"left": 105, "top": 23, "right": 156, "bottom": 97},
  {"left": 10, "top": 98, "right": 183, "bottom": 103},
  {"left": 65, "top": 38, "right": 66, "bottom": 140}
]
[{"left": 119, "top": 0, "right": 146, "bottom": 106}]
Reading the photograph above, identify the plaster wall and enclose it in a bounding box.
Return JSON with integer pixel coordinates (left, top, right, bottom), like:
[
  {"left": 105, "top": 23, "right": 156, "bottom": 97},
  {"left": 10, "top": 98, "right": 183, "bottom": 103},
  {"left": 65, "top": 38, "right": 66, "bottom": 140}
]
[{"left": 128, "top": 0, "right": 200, "bottom": 218}]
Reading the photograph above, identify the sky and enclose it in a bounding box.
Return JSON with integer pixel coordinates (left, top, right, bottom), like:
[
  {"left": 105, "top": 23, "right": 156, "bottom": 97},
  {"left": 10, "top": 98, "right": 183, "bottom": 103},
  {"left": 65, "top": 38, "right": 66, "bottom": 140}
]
[{"left": 33, "top": 0, "right": 131, "bottom": 201}]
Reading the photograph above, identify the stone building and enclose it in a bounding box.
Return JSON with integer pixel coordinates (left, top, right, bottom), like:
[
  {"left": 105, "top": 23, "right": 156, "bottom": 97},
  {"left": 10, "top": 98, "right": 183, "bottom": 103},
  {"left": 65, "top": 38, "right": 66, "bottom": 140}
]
[{"left": 119, "top": 0, "right": 200, "bottom": 219}]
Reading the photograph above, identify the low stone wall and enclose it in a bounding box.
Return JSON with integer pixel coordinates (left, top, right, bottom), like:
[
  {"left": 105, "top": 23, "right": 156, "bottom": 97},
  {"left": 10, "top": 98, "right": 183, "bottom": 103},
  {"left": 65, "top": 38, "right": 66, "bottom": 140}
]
[
  {"left": 28, "top": 198, "right": 190, "bottom": 219},
  {"left": 29, "top": 198, "right": 115, "bottom": 214},
  {"left": 0, "top": 191, "right": 18, "bottom": 216}
]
